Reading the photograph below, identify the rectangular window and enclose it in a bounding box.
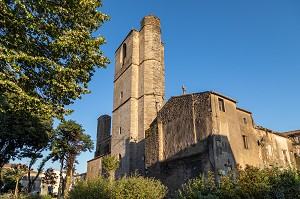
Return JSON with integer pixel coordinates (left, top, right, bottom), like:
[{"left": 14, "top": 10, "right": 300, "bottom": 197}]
[
  {"left": 243, "top": 118, "right": 247, "bottom": 124},
  {"left": 120, "top": 92, "right": 123, "bottom": 99},
  {"left": 119, "top": 154, "right": 122, "bottom": 167},
  {"left": 218, "top": 98, "right": 225, "bottom": 112},
  {"left": 242, "top": 135, "right": 249, "bottom": 149},
  {"left": 283, "top": 150, "right": 288, "bottom": 161},
  {"left": 119, "top": 127, "right": 122, "bottom": 134}
]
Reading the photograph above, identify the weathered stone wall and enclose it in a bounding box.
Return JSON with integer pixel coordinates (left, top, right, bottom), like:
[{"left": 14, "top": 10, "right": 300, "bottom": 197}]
[
  {"left": 158, "top": 92, "right": 212, "bottom": 161},
  {"left": 256, "top": 128, "right": 297, "bottom": 168},
  {"left": 111, "top": 15, "right": 165, "bottom": 176},
  {"left": 95, "top": 115, "right": 111, "bottom": 158},
  {"left": 210, "top": 92, "right": 298, "bottom": 172},
  {"left": 145, "top": 123, "right": 159, "bottom": 170},
  {"left": 145, "top": 92, "right": 214, "bottom": 193},
  {"left": 86, "top": 157, "right": 102, "bottom": 180}
]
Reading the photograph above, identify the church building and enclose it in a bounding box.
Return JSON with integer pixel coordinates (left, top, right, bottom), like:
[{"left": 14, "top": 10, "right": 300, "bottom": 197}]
[{"left": 87, "top": 15, "right": 300, "bottom": 190}]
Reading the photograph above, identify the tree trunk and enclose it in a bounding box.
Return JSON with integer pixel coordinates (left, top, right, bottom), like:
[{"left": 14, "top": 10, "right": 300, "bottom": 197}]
[
  {"left": 14, "top": 178, "right": 19, "bottom": 199},
  {"left": 57, "top": 157, "right": 64, "bottom": 199},
  {"left": 27, "top": 171, "right": 32, "bottom": 193},
  {"left": 109, "top": 170, "right": 115, "bottom": 185},
  {"left": 64, "top": 166, "right": 74, "bottom": 198}
]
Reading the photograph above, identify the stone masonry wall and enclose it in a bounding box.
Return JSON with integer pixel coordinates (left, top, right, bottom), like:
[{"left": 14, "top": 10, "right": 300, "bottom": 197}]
[
  {"left": 86, "top": 157, "right": 102, "bottom": 180},
  {"left": 95, "top": 115, "right": 111, "bottom": 158},
  {"left": 158, "top": 92, "right": 213, "bottom": 161},
  {"left": 111, "top": 15, "right": 165, "bottom": 176},
  {"left": 145, "top": 92, "right": 214, "bottom": 194}
]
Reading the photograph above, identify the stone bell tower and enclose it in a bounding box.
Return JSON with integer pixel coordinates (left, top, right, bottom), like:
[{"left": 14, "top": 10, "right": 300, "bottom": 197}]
[{"left": 111, "top": 15, "right": 165, "bottom": 176}]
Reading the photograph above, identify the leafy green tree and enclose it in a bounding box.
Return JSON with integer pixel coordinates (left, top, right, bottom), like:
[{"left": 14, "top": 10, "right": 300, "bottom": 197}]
[
  {"left": 102, "top": 155, "right": 120, "bottom": 185},
  {"left": 0, "top": 110, "right": 53, "bottom": 169},
  {"left": 5, "top": 164, "right": 28, "bottom": 198},
  {"left": 26, "top": 153, "right": 55, "bottom": 193},
  {"left": 52, "top": 120, "right": 93, "bottom": 198},
  {"left": 0, "top": 0, "right": 109, "bottom": 166},
  {"left": 42, "top": 168, "right": 58, "bottom": 196}
]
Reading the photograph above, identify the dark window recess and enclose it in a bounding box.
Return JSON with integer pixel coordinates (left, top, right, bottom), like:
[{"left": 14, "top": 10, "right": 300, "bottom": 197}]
[
  {"left": 119, "top": 127, "right": 122, "bottom": 134},
  {"left": 218, "top": 98, "right": 225, "bottom": 112},
  {"left": 243, "top": 135, "right": 249, "bottom": 149},
  {"left": 243, "top": 118, "right": 247, "bottom": 124},
  {"left": 119, "top": 154, "right": 122, "bottom": 167},
  {"left": 122, "top": 43, "right": 127, "bottom": 65}
]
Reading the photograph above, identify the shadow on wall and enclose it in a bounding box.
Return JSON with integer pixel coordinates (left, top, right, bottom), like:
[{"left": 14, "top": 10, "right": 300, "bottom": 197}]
[
  {"left": 146, "top": 134, "right": 237, "bottom": 194},
  {"left": 115, "top": 138, "right": 146, "bottom": 177}
]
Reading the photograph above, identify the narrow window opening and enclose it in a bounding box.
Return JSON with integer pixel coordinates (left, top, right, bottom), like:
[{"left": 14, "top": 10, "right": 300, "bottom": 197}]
[
  {"left": 242, "top": 135, "right": 249, "bottom": 149},
  {"left": 122, "top": 43, "right": 127, "bottom": 65},
  {"left": 243, "top": 118, "right": 247, "bottom": 124},
  {"left": 119, "top": 127, "right": 122, "bottom": 134},
  {"left": 119, "top": 154, "right": 122, "bottom": 167},
  {"left": 218, "top": 98, "right": 225, "bottom": 112},
  {"left": 120, "top": 92, "right": 123, "bottom": 99}
]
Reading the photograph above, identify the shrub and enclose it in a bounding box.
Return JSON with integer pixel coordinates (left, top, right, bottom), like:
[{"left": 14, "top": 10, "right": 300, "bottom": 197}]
[
  {"left": 114, "top": 174, "right": 167, "bottom": 199},
  {"left": 68, "top": 174, "right": 167, "bottom": 199},
  {"left": 177, "top": 166, "right": 300, "bottom": 199},
  {"left": 67, "top": 177, "right": 111, "bottom": 199},
  {"left": 176, "top": 172, "right": 218, "bottom": 199},
  {"left": 26, "top": 195, "right": 52, "bottom": 199}
]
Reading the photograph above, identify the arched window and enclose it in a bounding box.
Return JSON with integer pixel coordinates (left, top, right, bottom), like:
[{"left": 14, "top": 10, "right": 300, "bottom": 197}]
[{"left": 122, "top": 43, "right": 127, "bottom": 64}]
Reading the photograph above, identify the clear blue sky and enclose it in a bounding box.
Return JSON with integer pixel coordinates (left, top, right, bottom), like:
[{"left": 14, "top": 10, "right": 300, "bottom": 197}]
[{"left": 23, "top": 0, "right": 300, "bottom": 174}]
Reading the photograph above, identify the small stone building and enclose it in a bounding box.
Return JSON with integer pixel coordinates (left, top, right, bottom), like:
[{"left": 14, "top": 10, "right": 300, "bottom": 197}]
[{"left": 87, "top": 15, "right": 300, "bottom": 190}]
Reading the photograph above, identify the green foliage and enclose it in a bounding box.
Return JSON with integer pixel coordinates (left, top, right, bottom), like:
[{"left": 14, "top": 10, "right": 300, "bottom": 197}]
[
  {"left": 0, "top": 108, "right": 53, "bottom": 167},
  {"left": 42, "top": 168, "right": 58, "bottom": 187},
  {"left": 26, "top": 195, "right": 52, "bottom": 199},
  {"left": 114, "top": 174, "right": 168, "bottom": 199},
  {"left": 5, "top": 164, "right": 28, "bottom": 182},
  {"left": 67, "top": 177, "right": 111, "bottom": 199},
  {"left": 102, "top": 155, "right": 120, "bottom": 174},
  {"left": 0, "top": 0, "right": 109, "bottom": 166},
  {"left": 177, "top": 166, "right": 300, "bottom": 199},
  {"left": 0, "top": 0, "right": 110, "bottom": 118},
  {"left": 102, "top": 155, "right": 119, "bottom": 185},
  {"left": 234, "top": 165, "right": 270, "bottom": 199},
  {"left": 177, "top": 172, "right": 218, "bottom": 199},
  {"left": 52, "top": 120, "right": 93, "bottom": 197},
  {"left": 0, "top": 180, "right": 21, "bottom": 194},
  {"left": 52, "top": 120, "right": 94, "bottom": 159},
  {"left": 4, "top": 164, "right": 28, "bottom": 198},
  {"left": 67, "top": 174, "right": 167, "bottom": 199}
]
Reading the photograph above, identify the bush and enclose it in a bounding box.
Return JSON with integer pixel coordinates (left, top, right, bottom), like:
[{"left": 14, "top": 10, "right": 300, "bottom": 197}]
[
  {"left": 177, "top": 166, "right": 300, "bottom": 199},
  {"left": 68, "top": 174, "right": 167, "bottom": 199},
  {"left": 67, "top": 177, "right": 111, "bottom": 199},
  {"left": 114, "top": 174, "right": 167, "bottom": 199},
  {"left": 177, "top": 172, "right": 218, "bottom": 199},
  {"left": 26, "top": 195, "right": 52, "bottom": 199}
]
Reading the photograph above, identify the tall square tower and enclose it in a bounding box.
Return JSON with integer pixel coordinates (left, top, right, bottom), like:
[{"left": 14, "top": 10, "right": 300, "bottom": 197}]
[{"left": 111, "top": 15, "right": 165, "bottom": 175}]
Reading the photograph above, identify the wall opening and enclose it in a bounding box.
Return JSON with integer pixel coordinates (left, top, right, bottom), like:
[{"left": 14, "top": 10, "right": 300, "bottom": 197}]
[
  {"left": 119, "top": 154, "right": 122, "bottom": 168},
  {"left": 218, "top": 98, "right": 225, "bottom": 112},
  {"left": 122, "top": 43, "right": 127, "bottom": 65},
  {"left": 242, "top": 135, "right": 249, "bottom": 149}
]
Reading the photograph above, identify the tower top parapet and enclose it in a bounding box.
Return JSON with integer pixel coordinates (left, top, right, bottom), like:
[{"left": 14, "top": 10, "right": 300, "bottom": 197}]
[{"left": 140, "top": 14, "right": 160, "bottom": 29}]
